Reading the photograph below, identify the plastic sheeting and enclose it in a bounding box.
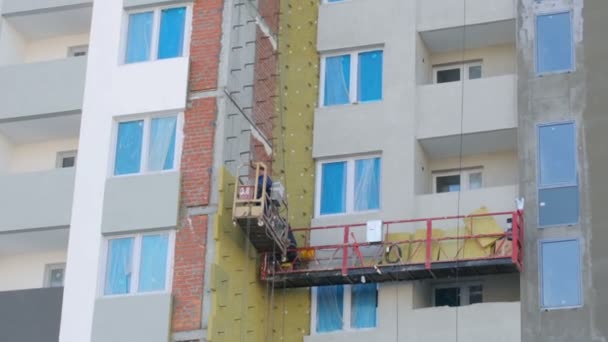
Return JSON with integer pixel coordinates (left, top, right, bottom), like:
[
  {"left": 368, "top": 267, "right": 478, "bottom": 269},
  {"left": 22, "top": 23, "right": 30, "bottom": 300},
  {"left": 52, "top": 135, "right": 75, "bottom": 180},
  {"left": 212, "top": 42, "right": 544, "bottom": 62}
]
[
  {"left": 125, "top": 12, "right": 153, "bottom": 63},
  {"left": 138, "top": 234, "right": 169, "bottom": 292},
  {"left": 354, "top": 157, "right": 381, "bottom": 211},
  {"left": 104, "top": 237, "right": 134, "bottom": 295},
  {"left": 351, "top": 284, "right": 377, "bottom": 329},
  {"left": 324, "top": 55, "right": 350, "bottom": 106},
  {"left": 158, "top": 7, "right": 186, "bottom": 59},
  {"left": 357, "top": 50, "right": 383, "bottom": 102},
  {"left": 148, "top": 116, "right": 177, "bottom": 171},
  {"left": 320, "top": 161, "right": 346, "bottom": 215},
  {"left": 114, "top": 120, "right": 143, "bottom": 175},
  {"left": 316, "top": 285, "right": 344, "bottom": 333}
]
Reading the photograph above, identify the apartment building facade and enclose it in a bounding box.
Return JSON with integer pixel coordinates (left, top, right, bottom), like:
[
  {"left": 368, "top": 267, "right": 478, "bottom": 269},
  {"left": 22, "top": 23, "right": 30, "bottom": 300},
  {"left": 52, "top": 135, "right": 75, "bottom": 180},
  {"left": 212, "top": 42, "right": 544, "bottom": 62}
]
[{"left": 0, "top": 0, "right": 606, "bottom": 342}]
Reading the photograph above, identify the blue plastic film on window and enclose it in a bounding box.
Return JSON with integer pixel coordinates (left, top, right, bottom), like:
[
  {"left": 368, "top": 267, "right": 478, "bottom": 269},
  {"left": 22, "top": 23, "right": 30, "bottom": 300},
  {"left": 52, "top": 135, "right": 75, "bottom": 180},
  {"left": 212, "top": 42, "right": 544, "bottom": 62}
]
[
  {"left": 541, "top": 239, "right": 581, "bottom": 308},
  {"left": 351, "top": 284, "right": 377, "bottom": 329},
  {"left": 354, "top": 157, "right": 380, "bottom": 211},
  {"left": 317, "top": 285, "right": 344, "bottom": 333},
  {"left": 139, "top": 234, "right": 169, "bottom": 292},
  {"left": 126, "top": 12, "right": 153, "bottom": 63},
  {"left": 539, "top": 185, "right": 579, "bottom": 226},
  {"left": 158, "top": 7, "right": 186, "bottom": 59},
  {"left": 538, "top": 123, "right": 576, "bottom": 186},
  {"left": 320, "top": 161, "right": 346, "bottom": 215},
  {"left": 114, "top": 120, "right": 143, "bottom": 175},
  {"left": 537, "top": 12, "right": 573, "bottom": 73},
  {"left": 104, "top": 238, "right": 134, "bottom": 295},
  {"left": 149, "top": 116, "right": 177, "bottom": 171},
  {"left": 358, "top": 50, "right": 383, "bottom": 102},
  {"left": 324, "top": 55, "right": 351, "bottom": 106}
]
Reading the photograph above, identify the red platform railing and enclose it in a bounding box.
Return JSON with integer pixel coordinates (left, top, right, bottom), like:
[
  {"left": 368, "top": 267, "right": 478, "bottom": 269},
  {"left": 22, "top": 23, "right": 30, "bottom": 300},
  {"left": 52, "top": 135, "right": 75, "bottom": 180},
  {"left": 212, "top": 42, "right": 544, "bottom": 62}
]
[{"left": 261, "top": 210, "right": 523, "bottom": 281}]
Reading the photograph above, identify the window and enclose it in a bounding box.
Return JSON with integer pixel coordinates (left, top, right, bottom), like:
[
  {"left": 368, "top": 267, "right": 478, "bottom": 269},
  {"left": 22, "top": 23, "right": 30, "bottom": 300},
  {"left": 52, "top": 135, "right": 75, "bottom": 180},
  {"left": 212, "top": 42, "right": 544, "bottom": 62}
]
[
  {"left": 433, "top": 61, "right": 482, "bottom": 84},
  {"left": 536, "top": 11, "right": 573, "bottom": 74},
  {"left": 44, "top": 263, "right": 66, "bottom": 288},
  {"left": 314, "top": 284, "right": 377, "bottom": 334},
  {"left": 56, "top": 150, "right": 77, "bottom": 168},
  {"left": 321, "top": 49, "right": 383, "bottom": 106},
  {"left": 67, "top": 45, "right": 88, "bottom": 57},
  {"left": 317, "top": 156, "right": 381, "bottom": 216},
  {"left": 433, "top": 283, "right": 483, "bottom": 307},
  {"left": 433, "top": 168, "right": 483, "bottom": 193},
  {"left": 125, "top": 6, "right": 189, "bottom": 63},
  {"left": 537, "top": 122, "right": 578, "bottom": 226},
  {"left": 540, "top": 239, "right": 581, "bottom": 309},
  {"left": 104, "top": 232, "right": 173, "bottom": 296},
  {"left": 113, "top": 115, "right": 179, "bottom": 176}
]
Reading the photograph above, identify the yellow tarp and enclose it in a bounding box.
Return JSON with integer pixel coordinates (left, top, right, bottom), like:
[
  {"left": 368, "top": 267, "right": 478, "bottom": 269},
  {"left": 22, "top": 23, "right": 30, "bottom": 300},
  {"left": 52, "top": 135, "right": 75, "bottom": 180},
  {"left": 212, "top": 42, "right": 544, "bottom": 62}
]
[
  {"left": 464, "top": 206, "right": 504, "bottom": 248},
  {"left": 410, "top": 228, "right": 444, "bottom": 263}
]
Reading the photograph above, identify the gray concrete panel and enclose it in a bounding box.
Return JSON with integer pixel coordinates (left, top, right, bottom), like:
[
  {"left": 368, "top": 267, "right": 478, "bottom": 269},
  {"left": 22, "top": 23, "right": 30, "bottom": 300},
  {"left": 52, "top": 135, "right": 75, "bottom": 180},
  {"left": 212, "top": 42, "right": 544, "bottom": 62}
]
[
  {"left": 0, "top": 57, "right": 86, "bottom": 122},
  {"left": 123, "top": 0, "right": 191, "bottom": 9},
  {"left": 91, "top": 294, "right": 172, "bottom": 342},
  {"left": 1, "top": 0, "right": 91, "bottom": 15},
  {"left": 0, "top": 287, "right": 63, "bottom": 342},
  {"left": 0, "top": 168, "right": 75, "bottom": 232},
  {"left": 101, "top": 172, "right": 180, "bottom": 234}
]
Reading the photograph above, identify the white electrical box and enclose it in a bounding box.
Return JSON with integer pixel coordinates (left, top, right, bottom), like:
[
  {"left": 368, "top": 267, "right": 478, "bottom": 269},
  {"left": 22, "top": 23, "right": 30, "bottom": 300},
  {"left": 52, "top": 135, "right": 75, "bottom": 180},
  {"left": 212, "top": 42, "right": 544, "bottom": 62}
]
[{"left": 366, "top": 220, "right": 383, "bottom": 243}]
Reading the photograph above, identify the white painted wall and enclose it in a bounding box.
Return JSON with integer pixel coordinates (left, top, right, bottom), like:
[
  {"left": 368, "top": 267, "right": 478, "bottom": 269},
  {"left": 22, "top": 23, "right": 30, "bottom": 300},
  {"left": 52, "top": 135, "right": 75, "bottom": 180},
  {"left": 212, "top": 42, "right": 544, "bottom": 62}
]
[
  {"left": 0, "top": 249, "right": 67, "bottom": 291},
  {"left": 417, "top": 0, "right": 515, "bottom": 31},
  {"left": 59, "top": 0, "right": 190, "bottom": 340},
  {"left": 305, "top": 281, "right": 520, "bottom": 342},
  {"left": 9, "top": 137, "right": 79, "bottom": 173},
  {"left": 0, "top": 133, "right": 12, "bottom": 175},
  {"left": 24, "top": 33, "right": 90, "bottom": 63},
  {"left": 0, "top": 19, "right": 26, "bottom": 66}
]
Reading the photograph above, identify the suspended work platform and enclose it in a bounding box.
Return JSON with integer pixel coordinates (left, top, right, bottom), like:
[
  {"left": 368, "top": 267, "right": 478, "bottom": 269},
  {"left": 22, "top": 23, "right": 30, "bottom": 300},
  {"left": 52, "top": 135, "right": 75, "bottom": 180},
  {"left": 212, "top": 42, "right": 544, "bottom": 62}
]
[
  {"left": 261, "top": 209, "right": 524, "bottom": 288},
  {"left": 233, "top": 162, "right": 292, "bottom": 257}
]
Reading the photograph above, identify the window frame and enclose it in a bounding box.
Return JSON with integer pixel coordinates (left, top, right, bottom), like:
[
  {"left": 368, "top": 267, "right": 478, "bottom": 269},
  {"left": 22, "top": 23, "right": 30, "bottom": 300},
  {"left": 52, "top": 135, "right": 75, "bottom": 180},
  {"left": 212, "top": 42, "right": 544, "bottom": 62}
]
[
  {"left": 534, "top": 10, "right": 575, "bottom": 76},
  {"left": 310, "top": 284, "right": 379, "bottom": 335},
  {"left": 536, "top": 121, "right": 579, "bottom": 227},
  {"left": 319, "top": 47, "right": 384, "bottom": 107},
  {"left": 538, "top": 238, "right": 583, "bottom": 310},
  {"left": 56, "top": 150, "right": 78, "bottom": 169},
  {"left": 432, "top": 61, "right": 483, "bottom": 84},
  {"left": 432, "top": 281, "right": 483, "bottom": 307},
  {"left": 120, "top": 4, "right": 193, "bottom": 65},
  {"left": 432, "top": 167, "right": 483, "bottom": 193},
  {"left": 99, "top": 231, "right": 176, "bottom": 297},
  {"left": 67, "top": 45, "right": 88, "bottom": 57},
  {"left": 43, "top": 263, "right": 66, "bottom": 288},
  {"left": 110, "top": 112, "right": 183, "bottom": 177},
  {"left": 315, "top": 155, "right": 382, "bottom": 217}
]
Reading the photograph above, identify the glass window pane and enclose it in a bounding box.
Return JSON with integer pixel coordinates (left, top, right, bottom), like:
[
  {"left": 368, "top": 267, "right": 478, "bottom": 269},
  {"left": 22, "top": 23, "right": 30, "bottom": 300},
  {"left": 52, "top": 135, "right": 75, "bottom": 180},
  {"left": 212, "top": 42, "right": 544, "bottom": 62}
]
[
  {"left": 158, "top": 7, "right": 186, "bottom": 59},
  {"left": 316, "top": 285, "right": 344, "bottom": 333},
  {"left": 358, "top": 50, "right": 383, "bottom": 102},
  {"left": 354, "top": 157, "right": 381, "bottom": 211},
  {"left": 320, "top": 162, "right": 346, "bottom": 215},
  {"left": 538, "top": 123, "right": 576, "bottom": 186},
  {"left": 437, "top": 68, "right": 460, "bottom": 83},
  {"left": 49, "top": 268, "right": 65, "bottom": 288},
  {"left": 104, "top": 238, "right": 134, "bottom": 295},
  {"left": 541, "top": 239, "right": 581, "bottom": 308},
  {"left": 149, "top": 116, "right": 177, "bottom": 171},
  {"left": 139, "top": 234, "right": 169, "bottom": 292},
  {"left": 469, "top": 285, "right": 483, "bottom": 304},
  {"left": 435, "top": 287, "right": 460, "bottom": 307},
  {"left": 537, "top": 12, "right": 573, "bottom": 73},
  {"left": 539, "top": 185, "right": 579, "bottom": 226},
  {"left": 436, "top": 175, "right": 460, "bottom": 193},
  {"left": 324, "top": 55, "right": 351, "bottom": 106},
  {"left": 469, "top": 172, "right": 482, "bottom": 190},
  {"left": 351, "top": 284, "right": 377, "bottom": 329},
  {"left": 62, "top": 156, "right": 75, "bottom": 168},
  {"left": 468, "top": 65, "right": 482, "bottom": 79},
  {"left": 114, "top": 120, "right": 144, "bottom": 175},
  {"left": 125, "top": 12, "right": 153, "bottom": 63}
]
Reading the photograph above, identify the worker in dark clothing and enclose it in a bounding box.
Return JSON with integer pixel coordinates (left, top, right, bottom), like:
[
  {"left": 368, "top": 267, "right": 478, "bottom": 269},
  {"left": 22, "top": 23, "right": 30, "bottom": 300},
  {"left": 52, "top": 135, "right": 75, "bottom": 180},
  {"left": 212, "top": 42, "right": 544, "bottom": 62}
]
[{"left": 257, "top": 168, "right": 272, "bottom": 200}]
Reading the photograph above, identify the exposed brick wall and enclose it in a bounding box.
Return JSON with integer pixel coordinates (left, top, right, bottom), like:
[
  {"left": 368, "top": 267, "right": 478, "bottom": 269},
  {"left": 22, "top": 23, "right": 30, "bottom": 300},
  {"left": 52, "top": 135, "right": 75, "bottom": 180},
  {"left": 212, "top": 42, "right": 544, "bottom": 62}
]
[{"left": 172, "top": 0, "right": 224, "bottom": 335}]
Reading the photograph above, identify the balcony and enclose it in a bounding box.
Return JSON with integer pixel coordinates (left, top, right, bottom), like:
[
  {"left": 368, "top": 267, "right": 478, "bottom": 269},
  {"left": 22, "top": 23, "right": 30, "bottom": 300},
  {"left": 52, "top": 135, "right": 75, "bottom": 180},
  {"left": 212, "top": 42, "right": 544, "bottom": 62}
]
[
  {"left": 0, "top": 168, "right": 75, "bottom": 232},
  {"left": 417, "top": 0, "right": 515, "bottom": 32},
  {"left": 417, "top": 75, "right": 516, "bottom": 139},
  {"left": 0, "top": 287, "right": 63, "bottom": 342},
  {"left": 2, "top": 0, "right": 92, "bottom": 16},
  {"left": 0, "top": 57, "right": 86, "bottom": 121}
]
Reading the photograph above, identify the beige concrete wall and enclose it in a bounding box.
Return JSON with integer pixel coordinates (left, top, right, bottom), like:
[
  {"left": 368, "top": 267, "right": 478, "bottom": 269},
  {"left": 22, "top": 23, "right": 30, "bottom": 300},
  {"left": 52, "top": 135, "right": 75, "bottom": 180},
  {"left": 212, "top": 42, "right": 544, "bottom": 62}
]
[
  {"left": 417, "top": 0, "right": 515, "bottom": 31},
  {"left": 417, "top": 74, "right": 517, "bottom": 139},
  {"left": 24, "top": 33, "right": 90, "bottom": 63},
  {"left": 0, "top": 133, "right": 12, "bottom": 174},
  {"left": 428, "top": 43, "right": 515, "bottom": 81},
  {"left": 0, "top": 249, "right": 67, "bottom": 291},
  {"left": 9, "top": 137, "right": 78, "bottom": 173}
]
